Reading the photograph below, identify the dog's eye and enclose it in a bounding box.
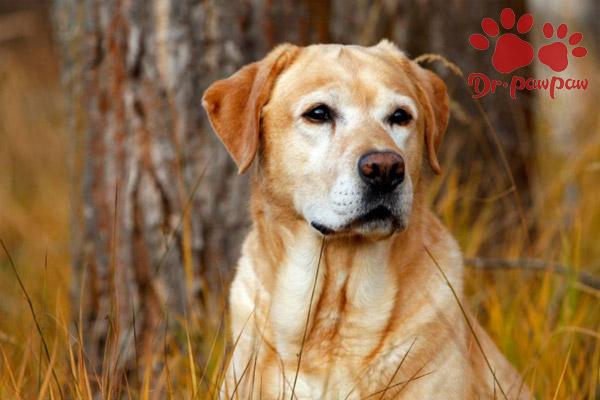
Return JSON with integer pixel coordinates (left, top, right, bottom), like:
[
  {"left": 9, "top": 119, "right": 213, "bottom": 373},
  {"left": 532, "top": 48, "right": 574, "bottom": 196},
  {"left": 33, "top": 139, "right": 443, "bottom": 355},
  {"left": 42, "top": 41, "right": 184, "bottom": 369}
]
[
  {"left": 388, "top": 108, "right": 412, "bottom": 126},
  {"left": 302, "top": 105, "right": 333, "bottom": 123}
]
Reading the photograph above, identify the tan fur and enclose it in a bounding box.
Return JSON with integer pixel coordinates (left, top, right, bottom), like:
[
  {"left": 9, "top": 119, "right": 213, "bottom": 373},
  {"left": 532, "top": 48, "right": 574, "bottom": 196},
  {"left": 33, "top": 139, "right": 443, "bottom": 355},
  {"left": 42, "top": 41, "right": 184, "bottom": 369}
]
[{"left": 203, "top": 41, "right": 530, "bottom": 399}]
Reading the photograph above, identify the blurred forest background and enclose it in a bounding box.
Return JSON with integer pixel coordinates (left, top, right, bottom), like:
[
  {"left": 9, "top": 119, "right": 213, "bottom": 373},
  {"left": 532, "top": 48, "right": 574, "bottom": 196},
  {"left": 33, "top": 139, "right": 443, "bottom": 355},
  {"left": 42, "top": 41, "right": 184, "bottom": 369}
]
[{"left": 0, "top": 0, "right": 599, "bottom": 398}]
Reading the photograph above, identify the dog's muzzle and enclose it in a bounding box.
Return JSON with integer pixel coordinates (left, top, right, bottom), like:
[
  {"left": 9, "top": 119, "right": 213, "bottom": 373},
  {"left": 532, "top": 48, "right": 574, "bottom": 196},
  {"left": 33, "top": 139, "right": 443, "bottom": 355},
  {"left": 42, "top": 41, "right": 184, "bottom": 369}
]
[{"left": 311, "top": 150, "right": 410, "bottom": 237}]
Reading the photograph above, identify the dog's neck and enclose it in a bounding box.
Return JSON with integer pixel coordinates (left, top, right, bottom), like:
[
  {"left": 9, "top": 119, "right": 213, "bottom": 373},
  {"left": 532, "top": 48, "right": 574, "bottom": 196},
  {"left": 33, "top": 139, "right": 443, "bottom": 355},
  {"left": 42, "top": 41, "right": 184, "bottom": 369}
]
[
  {"left": 244, "top": 180, "right": 448, "bottom": 364},
  {"left": 248, "top": 179, "right": 432, "bottom": 288}
]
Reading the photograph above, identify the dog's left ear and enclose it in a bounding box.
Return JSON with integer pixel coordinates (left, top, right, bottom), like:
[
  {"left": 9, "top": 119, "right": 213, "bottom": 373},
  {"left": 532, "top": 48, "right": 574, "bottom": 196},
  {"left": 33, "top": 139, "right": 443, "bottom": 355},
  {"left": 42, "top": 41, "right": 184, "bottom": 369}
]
[
  {"left": 374, "top": 40, "right": 449, "bottom": 174},
  {"left": 411, "top": 64, "right": 449, "bottom": 174},
  {"left": 202, "top": 44, "right": 298, "bottom": 173}
]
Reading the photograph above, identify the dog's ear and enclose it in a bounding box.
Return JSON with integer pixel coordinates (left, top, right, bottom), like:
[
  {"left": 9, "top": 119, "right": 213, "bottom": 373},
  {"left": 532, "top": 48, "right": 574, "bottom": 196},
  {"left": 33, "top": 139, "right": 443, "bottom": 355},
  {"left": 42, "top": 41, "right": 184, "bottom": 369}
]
[
  {"left": 202, "top": 44, "right": 298, "bottom": 173},
  {"left": 411, "top": 65, "right": 449, "bottom": 174},
  {"left": 374, "top": 40, "right": 449, "bottom": 174}
]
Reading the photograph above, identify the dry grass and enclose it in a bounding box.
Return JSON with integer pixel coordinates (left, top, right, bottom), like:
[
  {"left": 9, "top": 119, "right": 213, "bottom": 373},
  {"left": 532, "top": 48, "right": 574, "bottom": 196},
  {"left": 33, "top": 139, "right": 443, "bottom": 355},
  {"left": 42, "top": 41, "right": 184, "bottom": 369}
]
[{"left": 0, "top": 14, "right": 599, "bottom": 400}]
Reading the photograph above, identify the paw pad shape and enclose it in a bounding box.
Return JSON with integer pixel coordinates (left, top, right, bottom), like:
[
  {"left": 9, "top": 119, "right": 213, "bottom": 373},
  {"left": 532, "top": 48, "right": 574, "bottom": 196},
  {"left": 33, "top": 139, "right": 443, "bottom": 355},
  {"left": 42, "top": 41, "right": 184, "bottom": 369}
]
[
  {"left": 469, "top": 8, "right": 534, "bottom": 74},
  {"left": 538, "top": 23, "right": 587, "bottom": 72}
]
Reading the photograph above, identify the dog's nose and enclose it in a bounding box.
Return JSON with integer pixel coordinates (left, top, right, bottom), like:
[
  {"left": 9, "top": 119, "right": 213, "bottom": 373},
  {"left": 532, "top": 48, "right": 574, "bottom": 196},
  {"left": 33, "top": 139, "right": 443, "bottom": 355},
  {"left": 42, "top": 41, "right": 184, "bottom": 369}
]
[{"left": 358, "top": 151, "right": 405, "bottom": 192}]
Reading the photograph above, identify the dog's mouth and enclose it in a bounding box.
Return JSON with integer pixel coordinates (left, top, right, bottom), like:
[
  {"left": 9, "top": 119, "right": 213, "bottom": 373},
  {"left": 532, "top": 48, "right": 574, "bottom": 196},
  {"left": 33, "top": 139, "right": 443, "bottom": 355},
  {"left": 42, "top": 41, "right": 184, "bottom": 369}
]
[
  {"left": 355, "top": 205, "right": 393, "bottom": 224},
  {"left": 311, "top": 205, "right": 403, "bottom": 236}
]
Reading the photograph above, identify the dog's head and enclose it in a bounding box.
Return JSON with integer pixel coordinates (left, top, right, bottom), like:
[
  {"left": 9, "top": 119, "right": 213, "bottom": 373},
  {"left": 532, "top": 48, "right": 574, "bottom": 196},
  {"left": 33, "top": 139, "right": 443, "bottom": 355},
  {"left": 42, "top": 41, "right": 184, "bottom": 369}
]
[{"left": 203, "top": 41, "right": 449, "bottom": 239}]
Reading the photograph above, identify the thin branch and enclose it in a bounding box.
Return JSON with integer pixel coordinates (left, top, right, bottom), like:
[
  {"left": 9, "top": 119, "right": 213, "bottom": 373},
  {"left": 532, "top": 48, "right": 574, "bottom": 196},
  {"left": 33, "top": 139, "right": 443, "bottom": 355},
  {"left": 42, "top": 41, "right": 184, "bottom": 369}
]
[
  {"left": 0, "top": 239, "right": 65, "bottom": 400},
  {"left": 425, "top": 246, "right": 508, "bottom": 400},
  {"left": 376, "top": 337, "right": 417, "bottom": 400},
  {"left": 362, "top": 369, "right": 435, "bottom": 399},
  {"left": 229, "top": 355, "right": 253, "bottom": 400},
  {"left": 472, "top": 98, "right": 532, "bottom": 252},
  {"left": 114, "top": 161, "right": 211, "bottom": 372},
  {"left": 414, "top": 54, "right": 532, "bottom": 252},
  {"left": 464, "top": 257, "right": 600, "bottom": 290},
  {"left": 551, "top": 343, "right": 572, "bottom": 400},
  {"left": 290, "top": 239, "right": 326, "bottom": 400}
]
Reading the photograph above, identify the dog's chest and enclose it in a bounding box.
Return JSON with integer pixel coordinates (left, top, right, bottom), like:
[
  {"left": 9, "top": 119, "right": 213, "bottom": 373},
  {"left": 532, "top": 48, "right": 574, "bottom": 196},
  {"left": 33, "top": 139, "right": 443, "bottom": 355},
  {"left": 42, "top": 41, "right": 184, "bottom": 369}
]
[{"left": 267, "top": 239, "right": 402, "bottom": 394}]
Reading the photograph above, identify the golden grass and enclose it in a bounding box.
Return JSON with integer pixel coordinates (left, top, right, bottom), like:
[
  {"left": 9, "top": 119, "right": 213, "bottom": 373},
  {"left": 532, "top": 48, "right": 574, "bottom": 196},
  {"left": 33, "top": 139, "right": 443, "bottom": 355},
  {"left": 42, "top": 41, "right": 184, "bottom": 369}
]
[{"left": 1, "top": 25, "right": 599, "bottom": 400}]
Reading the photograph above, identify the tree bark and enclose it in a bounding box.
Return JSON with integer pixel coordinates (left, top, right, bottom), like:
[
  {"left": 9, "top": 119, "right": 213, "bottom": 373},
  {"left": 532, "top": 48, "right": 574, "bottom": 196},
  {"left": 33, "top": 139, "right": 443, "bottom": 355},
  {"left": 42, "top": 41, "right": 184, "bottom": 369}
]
[{"left": 54, "top": 0, "right": 533, "bottom": 388}]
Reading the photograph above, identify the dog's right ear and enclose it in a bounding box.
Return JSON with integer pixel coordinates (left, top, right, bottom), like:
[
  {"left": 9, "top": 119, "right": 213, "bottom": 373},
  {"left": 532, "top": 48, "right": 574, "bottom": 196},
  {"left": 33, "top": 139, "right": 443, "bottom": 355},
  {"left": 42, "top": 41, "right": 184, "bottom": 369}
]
[
  {"left": 411, "top": 66, "right": 449, "bottom": 175},
  {"left": 202, "top": 44, "right": 298, "bottom": 174}
]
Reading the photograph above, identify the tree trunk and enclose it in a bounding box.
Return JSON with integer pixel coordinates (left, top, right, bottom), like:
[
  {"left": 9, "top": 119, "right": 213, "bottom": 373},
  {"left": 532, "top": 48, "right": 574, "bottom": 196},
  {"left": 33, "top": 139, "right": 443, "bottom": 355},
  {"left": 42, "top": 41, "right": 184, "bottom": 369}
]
[
  {"left": 53, "top": 0, "right": 333, "bottom": 385},
  {"left": 54, "top": 0, "right": 532, "bottom": 388}
]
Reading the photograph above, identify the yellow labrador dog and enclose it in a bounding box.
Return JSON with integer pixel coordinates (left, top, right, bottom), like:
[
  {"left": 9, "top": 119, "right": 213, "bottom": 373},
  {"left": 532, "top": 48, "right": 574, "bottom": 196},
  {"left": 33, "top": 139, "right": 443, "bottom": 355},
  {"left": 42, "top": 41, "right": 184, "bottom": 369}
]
[{"left": 203, "top": 41, "right": 529, "bottom": 399}]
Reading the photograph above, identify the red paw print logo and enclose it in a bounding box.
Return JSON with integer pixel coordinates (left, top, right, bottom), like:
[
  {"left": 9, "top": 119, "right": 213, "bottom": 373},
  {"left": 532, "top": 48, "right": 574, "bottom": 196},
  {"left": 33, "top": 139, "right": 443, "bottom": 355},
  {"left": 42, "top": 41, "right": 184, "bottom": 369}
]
[
  {"left": 469, "top": 8, "right": 534, "bottom": 74},
  {"left": 538, "top": 23, "right": 587, "bottom": 72}
]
